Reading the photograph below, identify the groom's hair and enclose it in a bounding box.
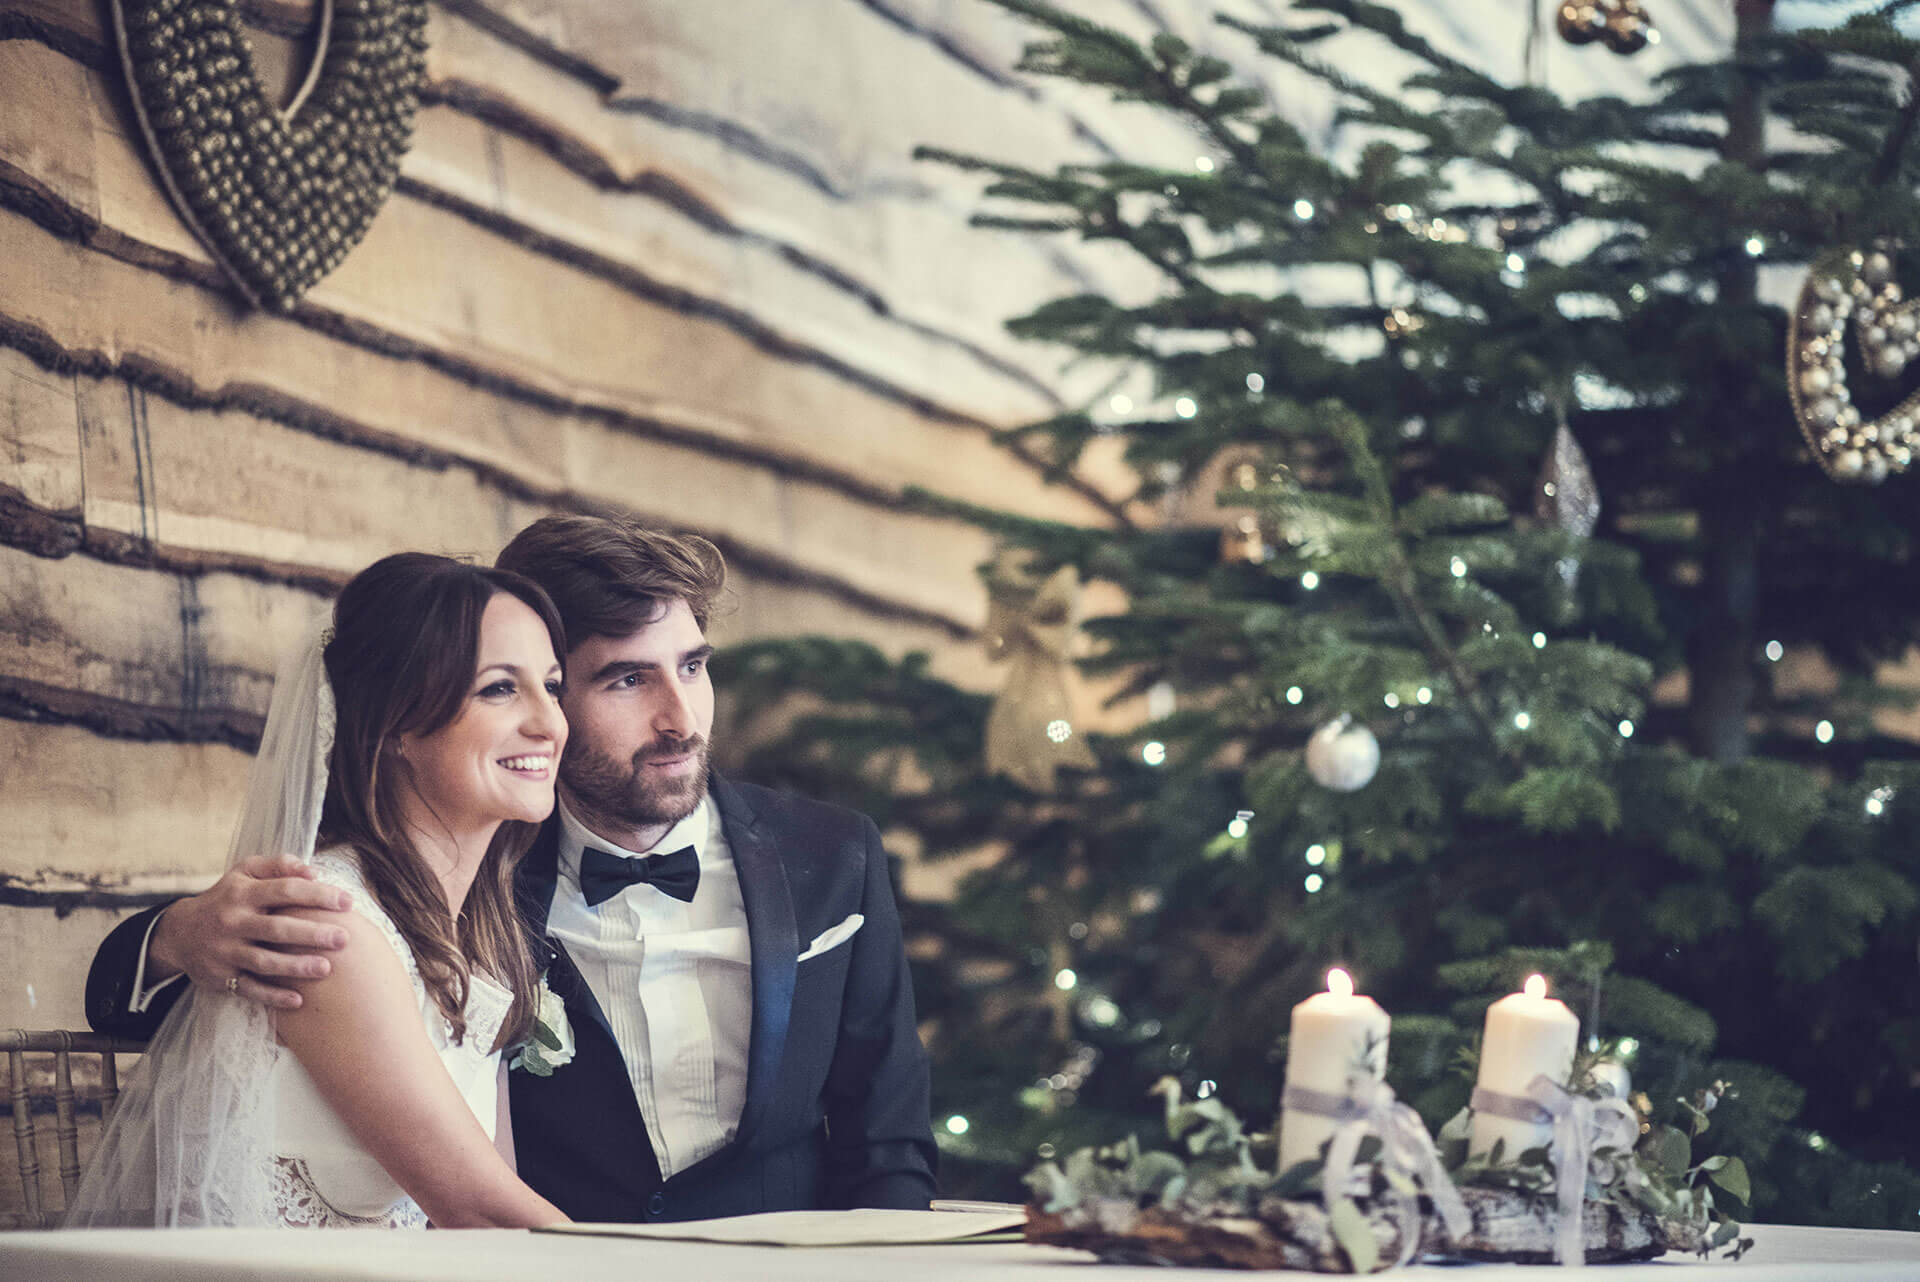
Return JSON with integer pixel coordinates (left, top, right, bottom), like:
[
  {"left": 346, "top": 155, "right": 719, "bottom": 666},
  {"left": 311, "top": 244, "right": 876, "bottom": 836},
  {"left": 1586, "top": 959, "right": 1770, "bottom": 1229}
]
[{"left": 496, "top": 514, "right": 727, "bottom": 648}]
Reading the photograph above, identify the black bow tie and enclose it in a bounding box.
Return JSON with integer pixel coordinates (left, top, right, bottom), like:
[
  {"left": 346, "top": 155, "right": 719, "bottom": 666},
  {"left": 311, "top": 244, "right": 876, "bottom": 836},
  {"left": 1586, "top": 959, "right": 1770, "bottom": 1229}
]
[{"left": 579, "top": 844, "right": 700, "bottom": 906}]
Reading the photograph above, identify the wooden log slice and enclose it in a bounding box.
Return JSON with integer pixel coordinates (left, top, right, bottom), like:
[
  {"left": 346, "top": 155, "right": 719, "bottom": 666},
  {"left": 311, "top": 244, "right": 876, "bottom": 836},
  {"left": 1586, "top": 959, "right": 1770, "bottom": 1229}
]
[
  {"left": 1419, "top": 1185, "right": 1689, "bottom": 1265},
  {"left": 1026, "top": 1185, "right": 1704, "bottom": 1272},
  {"left": 1026, "top": 1196, "right": 1411, "bottom": 1273}
]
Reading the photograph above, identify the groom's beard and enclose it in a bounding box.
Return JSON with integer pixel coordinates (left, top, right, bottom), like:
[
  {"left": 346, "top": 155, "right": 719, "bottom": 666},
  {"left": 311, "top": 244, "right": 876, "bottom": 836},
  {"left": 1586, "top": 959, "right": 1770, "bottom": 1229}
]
[{"left": 561, "top": 733, "right": 711, "bottom": 832}]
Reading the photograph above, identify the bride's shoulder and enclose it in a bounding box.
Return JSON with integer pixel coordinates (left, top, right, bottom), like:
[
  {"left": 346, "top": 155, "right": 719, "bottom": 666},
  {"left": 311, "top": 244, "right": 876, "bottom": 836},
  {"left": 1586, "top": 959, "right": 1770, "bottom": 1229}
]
[{"left": 302, "top": 848, "right": 415, "bottom": 974}]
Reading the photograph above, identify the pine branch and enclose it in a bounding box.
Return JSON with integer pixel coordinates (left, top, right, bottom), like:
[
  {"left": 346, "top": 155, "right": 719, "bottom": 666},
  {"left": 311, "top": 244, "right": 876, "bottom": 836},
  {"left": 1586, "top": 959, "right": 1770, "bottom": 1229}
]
[
  {"left": 1866, "top": 57, "right": 1920, "bottom": 187},
  {"left": 1322, "top": 405, "right": 1521, "bottom": 768}
]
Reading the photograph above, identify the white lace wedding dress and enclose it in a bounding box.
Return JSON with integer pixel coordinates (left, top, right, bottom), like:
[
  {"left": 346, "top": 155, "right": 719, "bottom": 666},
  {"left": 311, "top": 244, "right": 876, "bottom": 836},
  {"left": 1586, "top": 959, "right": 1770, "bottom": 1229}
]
[
  {"left": 68, "top": 847, "right": 512, "bottom": 1228},
  {"left": 263, "top": 847, "right": 512, "bottom": 1226}
]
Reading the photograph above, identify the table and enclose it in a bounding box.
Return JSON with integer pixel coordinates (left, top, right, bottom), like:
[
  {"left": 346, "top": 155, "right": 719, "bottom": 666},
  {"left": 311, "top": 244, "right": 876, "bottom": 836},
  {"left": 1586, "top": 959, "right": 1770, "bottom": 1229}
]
[{"left": 1, "top": 1222, "right": 1915, "bottom": 1280}]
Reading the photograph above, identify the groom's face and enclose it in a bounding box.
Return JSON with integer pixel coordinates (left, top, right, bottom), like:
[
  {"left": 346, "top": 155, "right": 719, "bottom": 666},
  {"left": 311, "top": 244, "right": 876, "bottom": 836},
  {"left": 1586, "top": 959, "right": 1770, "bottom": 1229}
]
[{"left": 557, "top": 597, "right": 715, "bottom": 835}]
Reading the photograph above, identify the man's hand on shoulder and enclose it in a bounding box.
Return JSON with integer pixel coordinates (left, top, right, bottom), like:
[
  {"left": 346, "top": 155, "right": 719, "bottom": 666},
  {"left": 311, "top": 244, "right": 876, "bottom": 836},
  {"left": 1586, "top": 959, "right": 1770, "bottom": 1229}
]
[{"left": 148, "top": 855, "right": 353, "bottom": 1009}]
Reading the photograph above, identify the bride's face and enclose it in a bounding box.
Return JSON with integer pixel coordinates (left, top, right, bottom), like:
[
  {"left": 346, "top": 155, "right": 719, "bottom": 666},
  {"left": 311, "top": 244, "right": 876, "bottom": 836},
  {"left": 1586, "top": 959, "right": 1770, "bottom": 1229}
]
[{"left": 400, "top": 593, "right": 568, "bottom": 833}]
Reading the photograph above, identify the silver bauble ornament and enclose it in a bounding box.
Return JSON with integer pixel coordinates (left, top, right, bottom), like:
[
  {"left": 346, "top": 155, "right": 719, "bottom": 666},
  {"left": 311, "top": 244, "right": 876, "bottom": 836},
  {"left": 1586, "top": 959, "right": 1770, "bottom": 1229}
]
[{"left": 1305, "top": 714, "right": 1381, "bottom": 792}]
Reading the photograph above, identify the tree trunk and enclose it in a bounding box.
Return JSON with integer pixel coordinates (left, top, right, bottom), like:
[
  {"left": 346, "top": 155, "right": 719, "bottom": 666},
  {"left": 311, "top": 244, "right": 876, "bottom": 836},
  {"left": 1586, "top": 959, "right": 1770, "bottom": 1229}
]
[{"left": 1686, "top": 0, "right": 1774, "bottom": 763}]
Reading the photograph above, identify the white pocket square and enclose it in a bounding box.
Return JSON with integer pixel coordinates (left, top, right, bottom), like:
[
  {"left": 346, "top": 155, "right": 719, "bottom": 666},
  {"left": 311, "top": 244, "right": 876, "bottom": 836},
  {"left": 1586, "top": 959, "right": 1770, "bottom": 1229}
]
[{"left": 797, "top": 913, "right": 864, "bottom": 962}]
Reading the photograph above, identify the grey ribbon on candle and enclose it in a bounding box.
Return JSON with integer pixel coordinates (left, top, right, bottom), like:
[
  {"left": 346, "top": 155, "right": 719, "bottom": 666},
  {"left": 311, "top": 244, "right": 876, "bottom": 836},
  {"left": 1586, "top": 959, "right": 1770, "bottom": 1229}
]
[
  {"left": 1284, "top": 1081, "right": 1472, "bottom": 1265},
  {"left": 1469, "top": 1076, "right": 1638, "bottom": 1267}
]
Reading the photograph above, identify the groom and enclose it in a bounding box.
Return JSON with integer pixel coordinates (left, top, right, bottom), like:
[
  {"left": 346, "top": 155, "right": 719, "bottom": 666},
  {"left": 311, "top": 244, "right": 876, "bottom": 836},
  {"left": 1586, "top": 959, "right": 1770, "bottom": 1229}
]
[{"left": 85, "top": 515, "right": 937, "bottom": 1221}]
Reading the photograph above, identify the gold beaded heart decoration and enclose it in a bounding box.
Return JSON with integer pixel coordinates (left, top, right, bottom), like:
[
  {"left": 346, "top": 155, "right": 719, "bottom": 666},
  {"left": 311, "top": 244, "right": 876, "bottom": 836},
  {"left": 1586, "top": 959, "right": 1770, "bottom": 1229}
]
[
  {"left": 108, "top": 0, "right": 427, "bottom": 312},
  {"left": 1787, "top": 247, "right": 1920, "bottom": 484}
]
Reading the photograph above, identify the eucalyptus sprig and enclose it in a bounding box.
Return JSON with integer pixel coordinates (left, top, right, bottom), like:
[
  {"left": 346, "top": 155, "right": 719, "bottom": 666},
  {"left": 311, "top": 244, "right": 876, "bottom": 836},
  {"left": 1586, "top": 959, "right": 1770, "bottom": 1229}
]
[{"left": 1627, "top": 1079, "right": 1753, "bottom": 1260}]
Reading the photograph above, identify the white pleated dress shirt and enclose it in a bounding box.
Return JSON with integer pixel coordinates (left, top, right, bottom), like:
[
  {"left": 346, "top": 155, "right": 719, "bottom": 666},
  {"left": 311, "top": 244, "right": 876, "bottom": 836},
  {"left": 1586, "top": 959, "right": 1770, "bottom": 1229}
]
[{"left": 546, "top": 794, "right": 753, "bottom": 1179}]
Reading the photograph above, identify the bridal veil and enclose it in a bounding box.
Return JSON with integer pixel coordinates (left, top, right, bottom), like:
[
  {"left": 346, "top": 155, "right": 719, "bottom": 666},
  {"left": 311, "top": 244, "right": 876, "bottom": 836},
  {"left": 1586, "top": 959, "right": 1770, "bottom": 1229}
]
[{"left": 65, "top": 617, "right": 335, "bottom": 1226}]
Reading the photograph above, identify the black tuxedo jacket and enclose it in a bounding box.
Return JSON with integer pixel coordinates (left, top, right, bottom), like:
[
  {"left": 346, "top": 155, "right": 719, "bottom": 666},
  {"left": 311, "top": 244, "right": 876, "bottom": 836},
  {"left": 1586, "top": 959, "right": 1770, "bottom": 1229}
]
[{"left": 86, "top": 775, "right": 938, "bottom": 1222}]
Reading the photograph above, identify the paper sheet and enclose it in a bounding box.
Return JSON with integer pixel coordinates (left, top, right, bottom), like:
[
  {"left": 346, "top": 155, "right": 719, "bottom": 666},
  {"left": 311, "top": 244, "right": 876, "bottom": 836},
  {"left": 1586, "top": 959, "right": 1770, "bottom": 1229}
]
[{"left": 540, "top": 1208, "right": 1029, "bottom": 1248}]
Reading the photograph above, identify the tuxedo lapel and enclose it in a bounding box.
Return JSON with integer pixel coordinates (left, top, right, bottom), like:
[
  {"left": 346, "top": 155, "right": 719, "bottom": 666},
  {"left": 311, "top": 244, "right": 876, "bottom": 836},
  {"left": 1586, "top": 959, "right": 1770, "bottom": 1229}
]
[
  {"left": 711, "top": 775, "right": 797, "bottom": 1151},
  {"left": 516, "top": 819, "right": 619, "bottom": 1055}
]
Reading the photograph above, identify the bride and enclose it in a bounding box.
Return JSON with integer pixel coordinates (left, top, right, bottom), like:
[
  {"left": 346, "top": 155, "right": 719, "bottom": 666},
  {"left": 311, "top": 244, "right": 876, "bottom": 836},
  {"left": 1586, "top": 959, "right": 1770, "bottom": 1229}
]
[{"left": 68, "top": 553, "right": 571, "bottom": 1228}]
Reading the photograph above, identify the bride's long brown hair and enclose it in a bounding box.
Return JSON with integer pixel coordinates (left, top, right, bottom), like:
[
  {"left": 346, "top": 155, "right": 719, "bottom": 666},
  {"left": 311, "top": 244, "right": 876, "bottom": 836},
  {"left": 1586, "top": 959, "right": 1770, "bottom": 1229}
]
[{"left": 317, "top": 553, "right": 565, "bottom": 1050}]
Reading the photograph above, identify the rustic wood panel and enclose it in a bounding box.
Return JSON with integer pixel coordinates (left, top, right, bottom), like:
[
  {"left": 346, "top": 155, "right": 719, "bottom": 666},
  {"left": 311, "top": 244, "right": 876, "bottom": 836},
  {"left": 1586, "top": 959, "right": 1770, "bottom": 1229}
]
[
  {"left": 72, "top": 373, "right": 546, "bottom": 578},
  {"left": 398, "top": 102, "right": 1067, "bottom": 434},
  {"left": 0, "top": 37, "right": 1133, "bottom": 526},
  {"left": 81, "top": 355, "right": 1001, "bottom": 646},
  {"left": 0, "top": 543, "right": 311, "bottom": 741},
  {"left": 421, "top": 0, "right": 1159, "bottom": 332},
  {"left": 0, "top": 347, "right": 82, "bottom": 520},
  {"left": 2, "top": 0, "right": 1114, "bottom": 418},
  {"left": 0, "top": 8, "right": 1142, "bottom": 515},
  {"left": 421, "top": 0, "right": 1164, "bottom": 420},
  {"left": 0, "top": 205, "right": 1008, "bottom": 632},
  {"left": 512, "top": 1, "right": 1118, "bottom": 192},
  {"left": 1, "top": 312, "right": 1002, "bottom": 653},
  {"left": 0, "top": 501, "right": 1002, "bottom": 740},
  {"left": 0, "top": 721, "right": 249, "bottom": 884}
]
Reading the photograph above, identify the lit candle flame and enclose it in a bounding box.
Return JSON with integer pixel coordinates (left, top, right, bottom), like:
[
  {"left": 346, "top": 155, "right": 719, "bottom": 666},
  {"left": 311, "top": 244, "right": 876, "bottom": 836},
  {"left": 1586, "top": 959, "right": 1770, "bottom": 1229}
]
[
  {"left": 1327, "top": 967, "right": 1354, "bottom": 998},
  {"left": 1523, "top": 973, "right": 1547, "bottom": 999}
]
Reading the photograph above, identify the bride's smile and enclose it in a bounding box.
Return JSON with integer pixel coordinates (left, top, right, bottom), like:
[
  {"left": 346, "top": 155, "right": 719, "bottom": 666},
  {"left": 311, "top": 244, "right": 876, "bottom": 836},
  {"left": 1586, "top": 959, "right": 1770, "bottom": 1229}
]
[{"left": 399, "top": 593, "right": 569, "bottom": 843}]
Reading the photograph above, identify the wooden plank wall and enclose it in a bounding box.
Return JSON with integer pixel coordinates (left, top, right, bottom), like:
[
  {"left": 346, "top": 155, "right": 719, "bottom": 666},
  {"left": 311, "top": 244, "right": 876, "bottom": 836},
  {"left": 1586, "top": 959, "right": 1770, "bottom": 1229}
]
[{"left": 0, "top": 0, "right": 1729, "bottom": 1032}]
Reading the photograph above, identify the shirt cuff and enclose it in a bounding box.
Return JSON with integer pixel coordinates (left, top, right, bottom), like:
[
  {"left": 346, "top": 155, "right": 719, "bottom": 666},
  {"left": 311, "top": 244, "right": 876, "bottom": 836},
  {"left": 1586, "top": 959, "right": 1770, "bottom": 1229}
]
[{"left": 128, "top": 908, "right": 188, "bottom": 1013}]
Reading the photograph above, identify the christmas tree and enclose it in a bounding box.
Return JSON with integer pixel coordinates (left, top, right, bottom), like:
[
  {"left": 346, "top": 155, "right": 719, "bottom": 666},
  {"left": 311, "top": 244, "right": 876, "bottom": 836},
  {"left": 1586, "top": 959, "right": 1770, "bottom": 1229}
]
[{"left": 724, "top": 0, "right": 1920, "bottom": 1227}]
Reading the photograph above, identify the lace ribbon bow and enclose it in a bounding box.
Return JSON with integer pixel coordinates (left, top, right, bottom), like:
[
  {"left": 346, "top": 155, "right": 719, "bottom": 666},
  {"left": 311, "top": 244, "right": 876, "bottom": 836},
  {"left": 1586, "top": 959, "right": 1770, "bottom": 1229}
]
[
  {"left": 1469, "top": 1075, "right": 1638, "bottom": 1266},
  {"left": 1284, "top": 1080, "right": 1472, "bottom": 1266}
]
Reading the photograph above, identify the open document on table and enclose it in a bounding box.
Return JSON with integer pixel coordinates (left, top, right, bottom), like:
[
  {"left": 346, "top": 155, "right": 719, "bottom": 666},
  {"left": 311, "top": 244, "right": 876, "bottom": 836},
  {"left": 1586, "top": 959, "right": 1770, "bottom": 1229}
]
[{"left": 539, "top": 1208, "right": 1029, "bottom": 1247}]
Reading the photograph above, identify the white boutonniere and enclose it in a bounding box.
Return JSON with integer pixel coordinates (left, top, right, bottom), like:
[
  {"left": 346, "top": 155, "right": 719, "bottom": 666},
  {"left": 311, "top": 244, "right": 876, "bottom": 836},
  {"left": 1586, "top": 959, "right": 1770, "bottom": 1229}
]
[{"left": 510, "top": 973, "right": 575, "bottom": 1076}]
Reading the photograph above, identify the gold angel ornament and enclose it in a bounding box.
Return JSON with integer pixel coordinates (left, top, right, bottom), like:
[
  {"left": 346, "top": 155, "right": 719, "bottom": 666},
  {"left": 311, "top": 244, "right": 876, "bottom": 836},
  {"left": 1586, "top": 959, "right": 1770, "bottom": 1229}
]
[{"left": 984, "top": 559, "right": 1097, "bottom": 792}]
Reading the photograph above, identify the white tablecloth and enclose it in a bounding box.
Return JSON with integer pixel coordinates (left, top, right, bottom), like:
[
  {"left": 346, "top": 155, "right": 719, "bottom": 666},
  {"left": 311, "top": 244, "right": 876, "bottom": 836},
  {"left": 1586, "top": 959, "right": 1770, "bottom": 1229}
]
[{"left": 2, "top": 1222, "right": 1915, "bottom": 1280}]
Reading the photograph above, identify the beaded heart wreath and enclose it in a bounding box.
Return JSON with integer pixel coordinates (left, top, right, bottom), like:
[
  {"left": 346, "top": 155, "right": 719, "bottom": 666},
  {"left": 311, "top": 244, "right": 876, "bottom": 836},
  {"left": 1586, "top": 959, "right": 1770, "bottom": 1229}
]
[
  {"left": 1787, "top": 246, "right": 1920, "bottom": 485},
  {"left": 108, "top": 0, "right": 427, "bottom": 312}
]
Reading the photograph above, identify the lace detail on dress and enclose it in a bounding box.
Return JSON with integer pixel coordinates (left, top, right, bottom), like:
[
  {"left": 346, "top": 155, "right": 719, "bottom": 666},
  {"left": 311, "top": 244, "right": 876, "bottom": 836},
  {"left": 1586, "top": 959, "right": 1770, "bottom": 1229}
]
[
  {"left": 268, "top": 1156, "right": 427, "bottom": 1229},
  {"left": 463, "top": 973, "right": 513, "bottom": 1058}
]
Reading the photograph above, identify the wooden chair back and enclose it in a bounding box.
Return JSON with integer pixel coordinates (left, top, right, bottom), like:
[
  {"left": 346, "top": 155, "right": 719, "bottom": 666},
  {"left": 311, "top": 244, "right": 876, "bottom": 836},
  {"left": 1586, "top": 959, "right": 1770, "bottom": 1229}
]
[{"left": 2, "top": 1030, "right": 145, "bottom": 1230}]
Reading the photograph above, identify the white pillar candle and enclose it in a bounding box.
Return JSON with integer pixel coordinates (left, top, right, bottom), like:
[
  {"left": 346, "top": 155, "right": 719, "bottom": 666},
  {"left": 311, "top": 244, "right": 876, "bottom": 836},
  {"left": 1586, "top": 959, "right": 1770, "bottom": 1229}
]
[
  {"left": 1277, "top": 968, "right": 1391, "bottom": 1173},
  {"left": 1469, "top": 974, "right": 1580, "bottom": 1162}
]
